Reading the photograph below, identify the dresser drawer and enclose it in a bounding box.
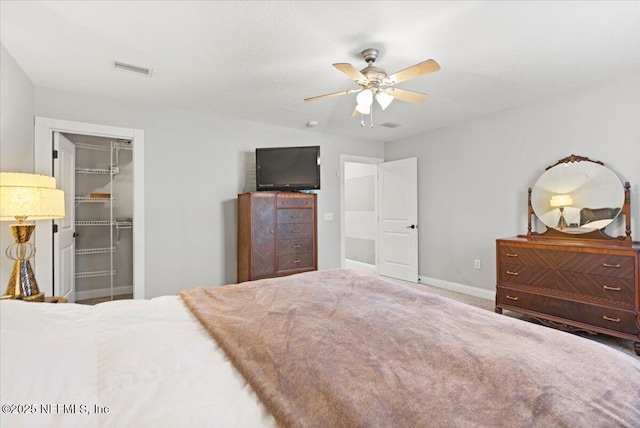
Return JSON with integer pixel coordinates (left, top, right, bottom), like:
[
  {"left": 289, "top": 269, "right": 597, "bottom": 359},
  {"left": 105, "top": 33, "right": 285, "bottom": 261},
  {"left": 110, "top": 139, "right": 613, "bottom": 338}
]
[
  {"left": 557, "top": 272, "right": 635, "bottom": 305},
  {"left": 278, "top": 252, "right": 314, "bottom": 271},
  {"left": 278, "top": 238, "right": 313, "bottom": 256},
  {"left": 277, "top": 208, "right": 313, "bottom": 224},
  {"left": 496, "top": 286, "right": 639, "bottom": 336},
  {"left": 498, "top": 246, "right": 557, "bottom": 268},
  {"left": 276, "top": 195, "right": 314, "bottom": 208},
  {"left": 498, "top": 264, "right": 556, "bottom": 288},
  {"left": 556, "top": 253, "right": 635, "bottom": 279},
  {"left": 278, "top": 223, "right": 314, "bottom": 240}
]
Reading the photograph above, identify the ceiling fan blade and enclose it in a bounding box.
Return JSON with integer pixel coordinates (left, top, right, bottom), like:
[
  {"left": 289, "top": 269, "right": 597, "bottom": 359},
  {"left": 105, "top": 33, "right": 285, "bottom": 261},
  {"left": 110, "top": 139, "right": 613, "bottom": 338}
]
[
  {"left": 387, "top": 88, "right": 429, "bottom": 104},
  {"left": 351, "top": 107, "right": 361, "bottom": 117},
  {"left": 304, "top": 90, "right": 353, "bottom": 102},
  {"left": 333, "top": 63, "right": 367, "bottom": 82},
  {"left": 387, "top": 59, "right": 440, "bottom": 84}
]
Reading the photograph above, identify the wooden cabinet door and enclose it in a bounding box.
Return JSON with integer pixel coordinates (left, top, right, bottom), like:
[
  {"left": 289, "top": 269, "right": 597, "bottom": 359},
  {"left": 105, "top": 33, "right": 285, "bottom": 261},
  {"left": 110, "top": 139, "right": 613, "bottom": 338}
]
[{"left": 250, "top": 193, "right": 276, "bottom": 278}]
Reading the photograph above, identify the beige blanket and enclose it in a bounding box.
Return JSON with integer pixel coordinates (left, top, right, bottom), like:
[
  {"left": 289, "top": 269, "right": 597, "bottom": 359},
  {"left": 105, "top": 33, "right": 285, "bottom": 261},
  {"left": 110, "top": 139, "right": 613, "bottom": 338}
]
[{"left": 179, "top": 269, "right": 640, "bottom": 428}]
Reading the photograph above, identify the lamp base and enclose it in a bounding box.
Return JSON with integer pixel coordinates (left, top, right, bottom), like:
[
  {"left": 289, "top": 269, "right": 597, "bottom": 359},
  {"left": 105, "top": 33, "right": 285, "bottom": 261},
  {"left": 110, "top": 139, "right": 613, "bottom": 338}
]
[{"left": 3, "top": 253, "right": 44, "bottom": 302}]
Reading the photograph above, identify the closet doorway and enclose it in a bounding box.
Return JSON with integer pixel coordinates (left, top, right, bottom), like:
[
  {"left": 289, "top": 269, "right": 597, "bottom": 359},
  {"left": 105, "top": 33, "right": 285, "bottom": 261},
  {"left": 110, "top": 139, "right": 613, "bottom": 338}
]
[{"left": 34, "top": 117, "right": 145, "bottom": 301}]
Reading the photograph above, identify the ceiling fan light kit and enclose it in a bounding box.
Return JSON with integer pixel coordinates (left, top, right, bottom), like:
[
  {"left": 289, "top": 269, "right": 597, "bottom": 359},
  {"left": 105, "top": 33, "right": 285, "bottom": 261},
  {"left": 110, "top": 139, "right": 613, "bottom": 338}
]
[
  {"left": 305, "top": 48, "right": 440, "bottom": 127},
  {"left": 356, "top": 89, "right": 373, "bottom": 114},
  {"left": 375, "top": 91, "right": 394, "bottom": 110}
]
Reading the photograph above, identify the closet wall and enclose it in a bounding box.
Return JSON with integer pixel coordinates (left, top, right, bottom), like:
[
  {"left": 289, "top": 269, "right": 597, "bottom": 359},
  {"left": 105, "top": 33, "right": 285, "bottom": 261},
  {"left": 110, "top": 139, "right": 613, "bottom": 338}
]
[{"left": 66, "top": 133, "right": 134, "bottom": 301}]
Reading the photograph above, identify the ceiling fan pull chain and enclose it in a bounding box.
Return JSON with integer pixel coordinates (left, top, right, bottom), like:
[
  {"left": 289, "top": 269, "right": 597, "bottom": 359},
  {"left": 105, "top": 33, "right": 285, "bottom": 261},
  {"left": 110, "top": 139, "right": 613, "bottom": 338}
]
[
  {"left": 370, "top": 105, "right": 374, "bottom": 128},
  {"left": 360, "top": 112, "right": 365, "bottom": 127}
]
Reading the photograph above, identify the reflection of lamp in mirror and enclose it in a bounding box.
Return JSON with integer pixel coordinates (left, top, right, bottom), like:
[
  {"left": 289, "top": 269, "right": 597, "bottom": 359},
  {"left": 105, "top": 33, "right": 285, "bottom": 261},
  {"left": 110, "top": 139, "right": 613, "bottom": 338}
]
[{"left": 550, "top": 194, "right": 573, "bottom": 230}]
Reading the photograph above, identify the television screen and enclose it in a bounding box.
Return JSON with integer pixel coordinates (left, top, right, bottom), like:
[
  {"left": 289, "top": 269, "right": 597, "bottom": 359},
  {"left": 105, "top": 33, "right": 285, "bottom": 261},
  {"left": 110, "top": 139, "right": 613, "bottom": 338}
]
[{"left": 256, "top": 146, "right": 320, "bottom": 191}]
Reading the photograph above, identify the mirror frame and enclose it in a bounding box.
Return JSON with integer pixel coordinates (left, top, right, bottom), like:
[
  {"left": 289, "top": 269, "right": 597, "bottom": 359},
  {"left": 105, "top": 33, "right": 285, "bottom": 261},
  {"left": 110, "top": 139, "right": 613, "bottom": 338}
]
[{"left": 525, "top": 154, "right": 632, "bottom": 244}]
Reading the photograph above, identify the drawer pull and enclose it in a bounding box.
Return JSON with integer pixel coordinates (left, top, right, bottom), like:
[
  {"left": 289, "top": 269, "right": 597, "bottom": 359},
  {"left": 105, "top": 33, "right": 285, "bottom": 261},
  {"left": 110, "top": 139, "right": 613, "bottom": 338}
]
[
  {"left": 603, "top": 285, "right": 621, "bottom": 291},
  {"left": 292, "top": 259, "right": 301, "bottom": 264},
  {"left": 292, "top": 244, "right": 301, "bottom": 249},
  {"left": 506, "top": 271, "right": 519, "bottom": 276},
  {"left": 602, "top": 263, "right": 621, "bottom": 268},
  {"left": 603, "top": 315, "right": 621, "bottom": 323},
  {"left": 506, "top": 253, "right": 518, "bottom": 257},
  {"left": 291, "top": 229, "right": 300, "bottom": 233},
  {"left": 291, "top": 214, "right": 300, "bottom": 218},
  {"left": 505, "top": 295, "right": 519, "bottom": 301}
]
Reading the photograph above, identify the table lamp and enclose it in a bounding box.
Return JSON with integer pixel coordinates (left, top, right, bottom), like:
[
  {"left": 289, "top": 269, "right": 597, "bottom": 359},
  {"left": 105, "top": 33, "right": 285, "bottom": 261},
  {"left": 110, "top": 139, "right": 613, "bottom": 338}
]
[
  {"left": 550, "top": 194, "right": 573, "bottom": 230},
  {"left": 0, "top": 172, "right": 65, "bottom": 301}
]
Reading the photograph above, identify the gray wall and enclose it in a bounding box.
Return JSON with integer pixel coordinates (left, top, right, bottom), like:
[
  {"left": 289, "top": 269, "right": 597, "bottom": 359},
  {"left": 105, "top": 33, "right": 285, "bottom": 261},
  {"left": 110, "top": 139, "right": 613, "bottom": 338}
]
[
  {"left": 0, "top": 44, "right": 35, "bottom": 287},
  {"left": 385, "top": 73, "right": 640, "bottom": 293},
  {"left": 32, "top": 87, "right": 384, "bottom": 297}
]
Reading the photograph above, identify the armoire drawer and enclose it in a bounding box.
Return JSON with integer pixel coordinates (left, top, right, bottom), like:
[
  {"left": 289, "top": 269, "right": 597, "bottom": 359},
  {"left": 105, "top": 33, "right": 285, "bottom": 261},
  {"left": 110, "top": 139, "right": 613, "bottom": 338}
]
[
  {"left": 277, "top": 195, "right": 314, "bottom": 208},
  {"left": 278, "top": 223, "right": 314, "bottom": 240},
  {"left": 555, "top": 253, "right": 635, "bottom": 279},
  {"left": 497, "top": 246, "right": 557, "bottom": 269},
  {"left": 277, "top": 208, "right": 314, "bottom": 224},
  {"left": 278, "top": 252, "right": 314, "bottom": 271},
  {"left": 496, "top": 286, "right": 639, "bottom": 336},
  {"left": 278, "top": 238, "right": 314, "bottom": 256}
]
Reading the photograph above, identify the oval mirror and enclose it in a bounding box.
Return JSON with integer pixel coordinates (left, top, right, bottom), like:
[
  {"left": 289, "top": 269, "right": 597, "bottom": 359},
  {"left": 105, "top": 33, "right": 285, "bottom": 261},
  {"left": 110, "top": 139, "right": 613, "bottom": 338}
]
[{"left": 531, "top": 158, "right": 624, "bottom": 234}]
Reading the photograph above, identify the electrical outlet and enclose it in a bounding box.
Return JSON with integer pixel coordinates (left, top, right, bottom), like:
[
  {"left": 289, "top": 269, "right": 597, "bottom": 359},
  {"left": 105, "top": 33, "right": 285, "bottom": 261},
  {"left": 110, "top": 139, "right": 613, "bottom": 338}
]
[{"left": 474, "top": 259, "right": 481, "bottom": 269}]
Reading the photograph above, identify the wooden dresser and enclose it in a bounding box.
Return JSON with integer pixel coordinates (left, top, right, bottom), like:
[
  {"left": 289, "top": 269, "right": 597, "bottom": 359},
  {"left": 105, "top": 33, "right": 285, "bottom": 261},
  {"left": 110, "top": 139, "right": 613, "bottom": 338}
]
[
  {"left": 495, "top": 237, "right": 640, "bottom": 355},
  {"left": 496, "top": 154, "right": 639, "bottom": 355},
  {"left": 237, "top": 191, "right": 317, "bottom": 282}
]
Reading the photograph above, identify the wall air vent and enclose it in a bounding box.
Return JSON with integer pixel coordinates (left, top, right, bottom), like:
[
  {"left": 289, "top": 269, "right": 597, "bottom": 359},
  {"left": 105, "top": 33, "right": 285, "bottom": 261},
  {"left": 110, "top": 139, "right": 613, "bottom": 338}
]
[
  {"left": 381, "top": 122, "right": 402, "bottom": 128},
  {"left": 114, "top": 61, "right": 153, "bottom": 76}
]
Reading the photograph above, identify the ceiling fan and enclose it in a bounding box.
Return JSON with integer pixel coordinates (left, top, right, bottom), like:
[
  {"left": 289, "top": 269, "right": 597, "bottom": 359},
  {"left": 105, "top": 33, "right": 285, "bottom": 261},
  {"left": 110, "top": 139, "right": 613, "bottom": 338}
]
[{"left": 304, "top": 48, "right": 440, "bottom": 125}]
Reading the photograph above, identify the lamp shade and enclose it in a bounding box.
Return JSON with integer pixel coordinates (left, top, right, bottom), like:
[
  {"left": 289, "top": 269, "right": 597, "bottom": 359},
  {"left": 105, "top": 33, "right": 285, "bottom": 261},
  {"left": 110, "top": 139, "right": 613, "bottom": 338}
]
[
  {"left": 550, "top": 194, "right": 573, "bottom": 208},
  {"left": 0, "top": 172, "right": 65, "bottom": 221}
]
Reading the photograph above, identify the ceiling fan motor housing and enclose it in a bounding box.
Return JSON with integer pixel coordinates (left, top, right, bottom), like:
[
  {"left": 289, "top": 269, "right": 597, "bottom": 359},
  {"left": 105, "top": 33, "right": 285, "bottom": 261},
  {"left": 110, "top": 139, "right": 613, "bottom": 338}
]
[
  {"left": 359, "top": 49, "right": 388, "bottom": 86},
  {"left": 360, "top": 65, "right": 387, "bottom": 86}
]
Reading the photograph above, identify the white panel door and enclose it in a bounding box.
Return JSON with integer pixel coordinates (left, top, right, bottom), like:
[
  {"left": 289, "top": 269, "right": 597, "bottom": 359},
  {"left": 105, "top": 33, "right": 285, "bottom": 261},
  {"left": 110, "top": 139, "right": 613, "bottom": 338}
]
[
  {"left": 378, "top": 158, "right": 418, "bottom": 283},
  {"left": 53, "top": 132, "right": 76, "bottom": 301}
]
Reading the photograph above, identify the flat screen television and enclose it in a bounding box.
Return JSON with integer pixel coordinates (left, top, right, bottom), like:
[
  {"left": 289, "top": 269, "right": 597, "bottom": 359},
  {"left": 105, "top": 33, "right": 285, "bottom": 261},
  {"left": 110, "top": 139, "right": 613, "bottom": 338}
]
[{"left": 255, "top": 146, "right": 320, "bottom": 192}]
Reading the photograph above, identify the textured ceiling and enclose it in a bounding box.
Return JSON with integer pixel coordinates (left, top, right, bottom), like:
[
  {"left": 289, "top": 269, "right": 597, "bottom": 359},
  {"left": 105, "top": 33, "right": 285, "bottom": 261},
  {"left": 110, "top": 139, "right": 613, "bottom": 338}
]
[{"left": 1, "top": 1, "right": 639, "bottom": 143}]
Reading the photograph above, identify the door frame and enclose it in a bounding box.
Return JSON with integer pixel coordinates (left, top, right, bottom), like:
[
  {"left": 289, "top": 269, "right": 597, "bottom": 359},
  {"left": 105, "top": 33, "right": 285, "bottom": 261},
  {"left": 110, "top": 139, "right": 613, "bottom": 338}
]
[
  {"left": 34, "top": 117, "right": 146, "bottom": 299},
  {"left": 339, "top": 155, "right": 383, "bottom": 270}
]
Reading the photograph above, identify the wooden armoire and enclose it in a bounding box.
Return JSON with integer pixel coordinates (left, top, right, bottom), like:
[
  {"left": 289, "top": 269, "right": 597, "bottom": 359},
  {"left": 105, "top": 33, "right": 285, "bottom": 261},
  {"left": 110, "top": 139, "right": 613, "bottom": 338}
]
[{"left": 237, "top": 191, "right": 317, "bottom": 282}]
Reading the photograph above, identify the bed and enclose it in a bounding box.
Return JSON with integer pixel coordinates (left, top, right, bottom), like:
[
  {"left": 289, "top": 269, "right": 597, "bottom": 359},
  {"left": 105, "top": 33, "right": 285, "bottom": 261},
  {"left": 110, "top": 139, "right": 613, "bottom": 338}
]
[{"left": 2, "top": 268, "right": 639, "bottom": 427}]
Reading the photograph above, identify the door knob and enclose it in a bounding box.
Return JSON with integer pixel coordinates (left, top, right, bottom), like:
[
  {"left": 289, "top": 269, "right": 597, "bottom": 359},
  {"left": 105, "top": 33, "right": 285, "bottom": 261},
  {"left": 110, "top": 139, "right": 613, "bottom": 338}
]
[
  {"left": 406, "top": 224, "right": 417, "bottom": 229},
  {"left": 73, "top": 232, "right": 79, "bottom": 238}
]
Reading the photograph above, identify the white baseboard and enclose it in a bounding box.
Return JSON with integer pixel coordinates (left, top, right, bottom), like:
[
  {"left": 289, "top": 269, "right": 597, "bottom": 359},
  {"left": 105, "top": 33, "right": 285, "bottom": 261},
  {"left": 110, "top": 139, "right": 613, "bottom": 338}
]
[
  {"left": 75, "top": 285, "right": 133, "bottom": 301},
  {"left": 418, "top": 275, "right": 495, "bottom": 301},
  {"left": 345, "top": 259, "right": 376, "bottom": 273}
]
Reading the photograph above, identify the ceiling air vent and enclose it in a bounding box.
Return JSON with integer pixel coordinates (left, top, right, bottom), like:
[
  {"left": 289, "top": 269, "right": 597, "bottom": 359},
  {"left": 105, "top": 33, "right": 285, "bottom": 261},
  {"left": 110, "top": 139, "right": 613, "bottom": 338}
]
[
  {"left": 114, "top": 61, "right": 153, "bottom": 76},
  {"left": 381, "top": 122, "right": 402, "bottom": 128}
]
